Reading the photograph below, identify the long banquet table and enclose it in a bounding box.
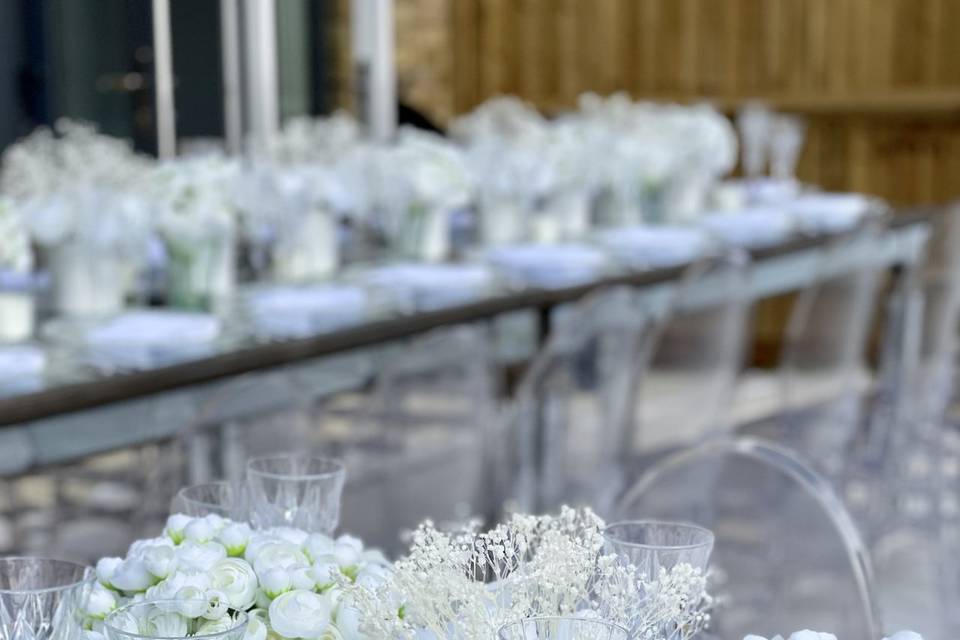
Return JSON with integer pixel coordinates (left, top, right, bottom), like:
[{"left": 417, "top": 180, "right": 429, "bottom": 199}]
[{"left": 0, "top": 214, "right": 932, "bottom": 476}]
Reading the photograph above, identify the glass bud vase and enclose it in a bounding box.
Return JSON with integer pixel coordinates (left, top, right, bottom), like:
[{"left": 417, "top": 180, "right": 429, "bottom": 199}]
[
  {"left": 0, "top": 557, "right": 94, "bottom": 640},
  {"left": 166, "top": 234, "right": 236, "bottom": 312},
  {"left": 394, "top": 204, "right": 450, "bottom": 263}
]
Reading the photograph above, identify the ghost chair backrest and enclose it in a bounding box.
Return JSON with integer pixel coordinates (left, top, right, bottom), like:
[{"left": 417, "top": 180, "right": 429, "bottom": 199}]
[
  {"left": 628, "top": 250, "right": 752, "bottom": 455},
  {"left": 777, "top": 217, "right": 887, "bottom": 467},
  {"left": 503, "top": 286, "right": 653, "bottom": 514},
  {"left": 614, "top": 436, "right": 879, "bottom": 640}
]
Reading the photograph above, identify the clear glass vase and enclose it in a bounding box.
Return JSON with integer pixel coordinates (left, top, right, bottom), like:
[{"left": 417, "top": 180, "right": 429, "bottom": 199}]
[
  {"left": 103, "top": 600, "right": 248, "bottom": 640},
  {"left": 246, "top": 455, "right": 346, "bottom": 534},
  {"left": 166, "top": 236, "right": 236, "bottom": 312},
  {"left": 497, "top": 617, "right": 630, "bottom": 640},
  {"left": 48, "top": 242, "right": 126, "bottom": 316},
  {"left": 0, "top": 557, "right": 94, "bottom": 640}
]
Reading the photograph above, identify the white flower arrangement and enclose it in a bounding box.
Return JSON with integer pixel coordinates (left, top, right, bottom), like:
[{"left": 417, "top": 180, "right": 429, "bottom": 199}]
[
  {"left": 0, "top": 198, "right": 33, "bottom": 274},
  {"left": 149, "top": 154, "right": 240, "bottom": 247},
  {"left": 0, "top": 119, "right": 152, "bottom": 251},
  {"left": 264, "top": 112, "right": 361, "bottom": 165},
  {"left": 344, "top": 506, "right": 712, "bottom": 640},
  {"left": 84, "top": 513, "right": 388, "bottom": 639}
]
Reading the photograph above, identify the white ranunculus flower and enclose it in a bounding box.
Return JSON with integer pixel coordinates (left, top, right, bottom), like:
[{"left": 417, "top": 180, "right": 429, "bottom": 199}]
[
  {"left": 184, "top": 518, "right": 215, "bottom": 543},
  {"left": 251, "top": 541, "right": 309, "bottom": 575},
  {"left": 243, "top": 615, "right": 268, "bottom": 640},
  {"left": 334, "top": 602, "right": 366, "bottom": 640},
  {"left": 309, "top": 562, "right": 338, "bottom": 590},
  {"left": 203, "top": 589, "right": 230, "bottom": 620},
  {"left": 175, "top": 586, "right": 208, "bottom": 615},
  {"left": 269, "top": 589, "right": 334, "bottom": 639},
  {"left": 290, "top": 565, "right": 317, "bottom": 591},
  {"left": 303, "top": 533, "right": 335, "bottom": 562},
  {"left": 84, "top": 583, "right": 117, "bottom": 619},
  {"left": 165, "top": 514, "right": 192, "bottom": 544},
  {"left": 110, "top": 558, "right": 155, "bottom": 593},
  {"left": 105, "top": 610, "right": 140, "bottom": 634},
  {"left": 196, "top": 614, "right": 242, "bottom": 635},
  {"left": 176, "top": 540, "right": 227, "bottom": 572},
  {"left": 147, "top": 570, "right": 211, "bottom": 602},
  {"left": 143, "top": 610, "right": 189, "bottom": 637},
  {"left": 353, "top": 564, "right": 389, "bottom": 589},
  {"left": 128, "top": 536, "right": 174, "bottom": 558},
  {"left": 141, "top": 544, "right": 176, "bottom": 580},
  {"left": 332, "top": 536, "right": 363, "bottom": 568},
  {"left": 201, "top": 513, "right": 226, "bottom": 533},
  {"left": 209, "top": 558, "right": 258, "bottom": 610},
  {"left": 218, "top": 523, "right": 252, "bottom": 557},
  {"left": 95, "top": 557, "right": 122, "bottom": 588},
  {"left": 260, "top": 568, "right": 293, "bottom": 600},
  {"left": 268, "top": 527, "right": 310, "bottom": 546}
]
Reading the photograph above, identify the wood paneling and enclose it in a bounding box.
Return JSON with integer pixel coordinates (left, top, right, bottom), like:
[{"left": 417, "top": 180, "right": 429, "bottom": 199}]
[{"left": 391, "top": 0, "right": 960, "bottom": 207}]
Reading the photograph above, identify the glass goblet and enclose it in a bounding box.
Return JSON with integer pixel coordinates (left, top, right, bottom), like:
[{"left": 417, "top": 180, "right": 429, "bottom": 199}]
[
  {"left": 0, "top": 556, "right": 94, "bottom": 640},
  {"left": 601, "top": 520, "right": 715, "bottom": 583},
  {"left": 171, "top": 481, "right": 248, "bottom": 520},
  {"left": 497, "top": 617, "right": 630, "bottom": 640},
  {"left": 103, "top": 599, "right": 248, "bottom": 640},
  {"left": 246, "top": 455, "right": 346, "bottom": 534}
]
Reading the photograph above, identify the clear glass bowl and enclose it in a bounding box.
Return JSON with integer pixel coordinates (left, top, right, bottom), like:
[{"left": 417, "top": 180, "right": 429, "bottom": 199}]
[
  {"left": 246, "top": 455, "right": 346, "bottom": 534},
  {"left": 497, "top": 616, "right": 631, "bottom": 640},
  {"left": 103, "top": 599, "right": 248, "bottom": 640},
  {"left": 0, "top": 556, "right": 94, "bottom": 640}
]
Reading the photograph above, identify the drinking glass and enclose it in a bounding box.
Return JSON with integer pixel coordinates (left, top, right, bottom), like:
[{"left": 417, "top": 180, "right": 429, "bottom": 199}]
[
  {"left": 246, "top": 455, "right": 346, "bottom": 534},
  {"left": 0, "top": 557, "right": 94, "bottom": 640},
  {"left": 103, "top": 600, "right": 248, "bottom": 640},
  {"left": 601, "top": 520, "right": 715, "bottom": 583},
  {"left": 497, "top": 617, "right": 630, "bottom": 640},
  {"left": 172, "top": 481, "right": 248, "bottom": 520}
]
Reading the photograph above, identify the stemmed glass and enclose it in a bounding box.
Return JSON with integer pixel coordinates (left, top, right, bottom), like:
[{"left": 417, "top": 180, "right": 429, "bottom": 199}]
[
  {"left": 171, "top": 481, "right": 248, "bottom": 520},
  {"left": 497, "top": 617, "right": 630, "bottom": 640},
  {"left": 246, "top": 455, "right": 346, "bottom": 534},
  {"left": 103, "top": 600, "right": 248, "bottom": 640},
  {"left": 0, "top": 556, "right": 94, "bottom": 640},
  {"left": 601, "top": 520, "right": 715, "bottom": 583}
]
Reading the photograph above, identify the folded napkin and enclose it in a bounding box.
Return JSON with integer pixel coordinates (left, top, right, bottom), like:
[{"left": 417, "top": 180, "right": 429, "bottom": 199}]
[
  {"left": 700, "top": 207, "right": 796, "bottom": 249},
  {"left": 246, "top": 284, "right": 368, "bottom": 339},
  {"left": 85, "top": 311, "right": 220, "bottom": 370},
  {"left": 593, "top": 226, "right": 711, "bottom": 269},
  {"left": 484, "top": 243, "right": 609, "bottom": 288},
  {"left": 0, "top": 345, "right": 45, "bottom": 395},
  {"left": 787, "top": 192, "right": 872, "bottom": 234},
  {"left": 360, "top": 263, "right": 493, "bottom": 312}
]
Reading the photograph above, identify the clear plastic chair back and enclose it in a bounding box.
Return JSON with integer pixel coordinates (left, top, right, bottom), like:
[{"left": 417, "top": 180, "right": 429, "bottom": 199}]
[
  {"left": 614, "top": 437, "right": 879, "bottom": 640},
  {"left": 505, "top": 287, "right": 652, "bottom": 514},
  {"left": 630, "top": 252, "right": 751, "bottom": 453},
  {"left": 778, "top": 218, "right": 886, "bottom": 464}
]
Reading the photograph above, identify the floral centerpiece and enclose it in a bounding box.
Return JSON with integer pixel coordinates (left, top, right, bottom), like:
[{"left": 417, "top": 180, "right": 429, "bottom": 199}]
[
  {"left": 83, "top": 512, "right": 388, "bottom": 639},
  {"left": 0, "top": 119, "right": 151, "bottom": 316},
  {"left": 0, "top": 197, "right": 36, "bottom": 341},
  {"left": 149, "top": 154, "right": 240, "bottom": 311}
]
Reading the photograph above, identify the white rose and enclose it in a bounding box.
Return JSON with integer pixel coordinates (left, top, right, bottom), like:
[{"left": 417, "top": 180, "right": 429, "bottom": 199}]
[
  {"left": 165, "top": 513, "right": 192, "bottom": 543},
  {"left": 142, "top": 545, "right": 177, "bottom": 580},
  {"left": 252, "top": 542, "right": 308, "bottom": 574},
  {"left": 218, "top": 523, "right": 252, "bottom": 557},
  {"left": 209, "top": 558, "right": 258, "bottom": 610},
  {"left": 303, "top": 533, "right": 335, "bottom": 562},
  {"left": 184, "top": 518, "right": 215, "bottom": 543},
  {"left": 261, "top": 568, "right": 292, "bottom": 600},
  {"left": 110, "top": 558, "right": 155, "bottom": 593},
  {"left": 85, "top": 583, "right": 117, "bottom": 619},
  {"left": 176, "top": 540, "right": 227, "bottom": 572},
  {"left": 269, "top": 590, "right": 334, "bottom": 639},
  {"left": 95, "top": 557, "right": 122, "bottom": 588}
]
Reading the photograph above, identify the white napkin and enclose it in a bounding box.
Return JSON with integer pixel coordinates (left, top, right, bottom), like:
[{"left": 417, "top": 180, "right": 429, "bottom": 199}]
[
  {"left": 593, "top": 226, "right": 710, "bottom": 269},
  {"left": 700, "top": 207, "right": 796, "bottom": 249},
  {"left": 0, "top": 345, "right": 45, "bottom": 395},
  {"left": 360, "top": 263, "right": 493, "bottom": 311},
  {"left": 787, "top": 192, "right": 871, "bottom": 233},
  {"left": 85, "top": 311, "right": 220, "bottom": 370},
  {"left": 246, "top": 284, "right": 368, "bottom": 339},
  {"left": 484, "top": 243, "right": 609, "bottom": 288}
]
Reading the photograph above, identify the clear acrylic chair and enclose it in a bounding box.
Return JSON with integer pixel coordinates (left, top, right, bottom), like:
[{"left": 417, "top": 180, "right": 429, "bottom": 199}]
[
  {"left": 503, "top": 286, "right": 653, "bottom": 514},
  {"left": 772, "top": 217, "right": 887, "bottom": 474},
  {"left": 614, "top": 436, "right": 880, "bottom": 640},
  {"left": 627, "top": 251, "right": 752, "bottom": 456}
]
